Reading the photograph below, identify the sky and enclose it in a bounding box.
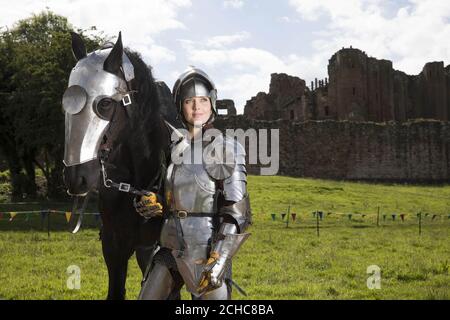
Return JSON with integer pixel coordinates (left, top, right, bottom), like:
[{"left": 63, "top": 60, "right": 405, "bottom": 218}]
[{"left": 1, "top": 0, "right": 449, "bottom": 114}]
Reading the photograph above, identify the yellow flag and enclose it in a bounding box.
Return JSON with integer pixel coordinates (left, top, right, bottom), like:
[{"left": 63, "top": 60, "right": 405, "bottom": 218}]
[
  {"left": 65, "top": 212, "right": 72, "bottom": 223},
  {"left": 9, "top": 212, "right": 17, "bottom": 221}
]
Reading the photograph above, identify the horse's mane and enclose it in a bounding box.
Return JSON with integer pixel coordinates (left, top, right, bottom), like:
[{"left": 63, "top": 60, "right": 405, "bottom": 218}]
[{"left": 124, "top": 49, "right": 166, "bottom": 159}]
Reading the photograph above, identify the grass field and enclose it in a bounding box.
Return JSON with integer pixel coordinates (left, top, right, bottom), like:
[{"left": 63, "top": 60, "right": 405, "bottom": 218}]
[{"left": 0, "top": 176, "right": 449, "bottom": 300}]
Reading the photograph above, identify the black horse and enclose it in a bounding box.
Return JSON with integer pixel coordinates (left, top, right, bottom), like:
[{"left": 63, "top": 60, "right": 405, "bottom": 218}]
[{"left": 63, "top": 32, "right": 181, "bottom": 299}]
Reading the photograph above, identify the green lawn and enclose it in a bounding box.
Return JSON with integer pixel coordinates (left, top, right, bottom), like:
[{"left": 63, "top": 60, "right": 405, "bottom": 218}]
[{"left": 0, "top": 176, "right": 449, "bottom": 300}]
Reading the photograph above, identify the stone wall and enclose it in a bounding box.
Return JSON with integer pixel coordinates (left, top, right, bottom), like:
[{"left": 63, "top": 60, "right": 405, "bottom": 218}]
[
  {"left": 244, "top": 73, "right": 306, "bottom": 121},
  {"left": 216, "top": 99, "right": 236, "bottom": 116},
  {"left": 214, "top": 116, "right": 450, "bottom": 182}
]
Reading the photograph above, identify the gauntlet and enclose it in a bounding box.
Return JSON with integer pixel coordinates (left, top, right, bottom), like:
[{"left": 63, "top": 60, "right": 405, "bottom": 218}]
[
  {"left": 197, "top": 223, "right": 250, "bottom": 294},
  {"left": 133, "top": 192, "right": 163, "bottom": 219}
]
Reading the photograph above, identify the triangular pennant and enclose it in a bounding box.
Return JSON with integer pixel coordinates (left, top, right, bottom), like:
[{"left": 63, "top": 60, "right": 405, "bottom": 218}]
[
  {"left": 318, "top": 211, "right": 323, "bottom": 220},
  {"left": 392, "top": 214, "right": 396, "bottom": 221},
  {"left": 400, "top": 214, "right": 405, "bottom": 222},
  {"left": 41, "top": 211, "right": 48, "bottom": 219},
  {"left": 432, "top": 214, "right": 437, "bottom": 220},
  {"left": 65, "top": 212, "right": 72, "bottom": 223},
  {"left": 9, "top": 212, "right": 17, "bottom": 222},
  {"left": 327, "top": 212, "right": 332, "bottom": 216},
  {"left": 383, "top": 214, "right": 387, "bottom": 221},
  {"left": 281, "top": 213, "right": 286, "bottom": 220},
  {"left": 271, "top": 213, "right": 276, "bottom": 221},
  {"left": 291, "top": 213, "right": 297, "bottom": 221},
  {"left": 348, "top": 214, "right": 352, "bottom": 220},
  {"left": 312, "top": 212, "right": 316, "bottom": 217},
  {"left": 362, "top": 214, "right": 366, "bottom": 218}
]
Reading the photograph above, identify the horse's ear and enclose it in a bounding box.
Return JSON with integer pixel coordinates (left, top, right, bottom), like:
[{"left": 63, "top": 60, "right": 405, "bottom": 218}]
[
  {"left": 70, "top": 32, "right": 87, "bottom": 61},
  {"left": 103, "top": 32, "right": 123, "bottom": 76}
]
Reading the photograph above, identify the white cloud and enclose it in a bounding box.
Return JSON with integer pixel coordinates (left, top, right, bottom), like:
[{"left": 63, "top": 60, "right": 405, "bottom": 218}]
[
  {"left": 0, "top": 0, "right": 192, "bottom": 66},
  {"left": 179, "top": 37, "right": 327, "bottom": 113},
  {"left": 223, "top": 0, "right": 244, "bottom": 9},
  {"left": 3, "top": 1, "right": 448, "bottom": 115},
  {"left": 288, "top": 0, "right": 450, "bottom": 75},
  {"left": 278, "top": 16, "right": 301, "bottom": 23},
  {"left": 206, "top": 31, "right": 250, "bottom": 49}
]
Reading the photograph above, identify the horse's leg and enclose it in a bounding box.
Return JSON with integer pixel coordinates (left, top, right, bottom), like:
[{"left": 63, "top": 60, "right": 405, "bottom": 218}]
[
  {"left": 101, "top": 227, "right": 134, "bottom": 300},
  {"left": 135, "top": 245, "right": 154, "bottom": 275}
]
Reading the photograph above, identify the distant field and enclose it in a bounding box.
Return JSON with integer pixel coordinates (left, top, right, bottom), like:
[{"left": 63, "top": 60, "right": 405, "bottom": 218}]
[{"left": 0, "top": 176, "right": 449, "bottom": 300}]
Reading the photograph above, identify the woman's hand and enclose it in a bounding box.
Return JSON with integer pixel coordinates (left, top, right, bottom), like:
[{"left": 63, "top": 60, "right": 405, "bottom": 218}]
[
  {"left": 198, "top": 251, "right": 222, "bottom": 294},
  {"left": 133, "top": 192, "right": 163, "bottom": 219}
]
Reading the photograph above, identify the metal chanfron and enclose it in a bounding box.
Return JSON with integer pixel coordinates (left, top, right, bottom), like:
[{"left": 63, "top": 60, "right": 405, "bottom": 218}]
[{"left": 63, "top": 49, "right": 134, "bottom": 167}]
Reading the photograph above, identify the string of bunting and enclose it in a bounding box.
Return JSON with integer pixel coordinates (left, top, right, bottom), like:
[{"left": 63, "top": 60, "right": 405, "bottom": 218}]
[
  {"left": 268, "top": 211, "right": 450, "bottom": 222},
  {"left": 0, "top": 210, "right": 101, "bottom": 223}
]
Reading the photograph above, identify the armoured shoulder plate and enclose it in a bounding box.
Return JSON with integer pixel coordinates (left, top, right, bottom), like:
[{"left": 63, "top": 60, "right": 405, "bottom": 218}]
[{"left": 204, "top": 134, "right": 247, "bottom": 203}]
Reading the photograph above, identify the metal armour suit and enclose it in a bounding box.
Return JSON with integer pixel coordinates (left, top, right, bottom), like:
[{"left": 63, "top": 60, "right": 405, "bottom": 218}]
[{"left": 138, "top": 67, "right": 252, "bottom": 300}]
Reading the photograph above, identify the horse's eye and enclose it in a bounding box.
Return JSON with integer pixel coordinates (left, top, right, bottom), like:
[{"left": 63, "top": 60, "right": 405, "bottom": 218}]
[
  {"left": 94, "top": 97, "right": 115, "bottom": 120},
  {"left": 99, "top": 98, "right": 112, "bottom": 108}
]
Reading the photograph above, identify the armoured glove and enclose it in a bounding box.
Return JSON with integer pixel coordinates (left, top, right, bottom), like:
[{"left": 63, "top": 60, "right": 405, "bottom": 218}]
[
  {"left": 197, "top": 221, "right": 250, "bottom": 295},
  {"left": 133, "top": 191, "right": 163, "bottom": 219},
  {"left": 198, "top": 251, "right": 222, "bottom": 294}
]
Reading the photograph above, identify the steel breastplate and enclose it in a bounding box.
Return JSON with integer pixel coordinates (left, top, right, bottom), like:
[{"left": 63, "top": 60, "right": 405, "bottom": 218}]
[{"left": 165, "top": 140, "right": 217, "bottom": 214}]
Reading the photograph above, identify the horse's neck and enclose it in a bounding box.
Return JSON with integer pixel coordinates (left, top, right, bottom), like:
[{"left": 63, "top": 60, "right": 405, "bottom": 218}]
[{"left": 112, "top": 125, "right": 167, "bottom": 191}]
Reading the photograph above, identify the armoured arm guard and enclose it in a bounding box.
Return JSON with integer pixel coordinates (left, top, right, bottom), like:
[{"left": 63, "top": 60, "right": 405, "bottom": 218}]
[{"left": 199, "top": 138, "right": 252, "bottom": 292}]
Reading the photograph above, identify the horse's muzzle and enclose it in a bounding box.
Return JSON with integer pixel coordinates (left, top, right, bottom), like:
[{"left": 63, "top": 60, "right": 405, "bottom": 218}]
[{"left": 63, "top": 159, "right": 100, "bottom": 196}]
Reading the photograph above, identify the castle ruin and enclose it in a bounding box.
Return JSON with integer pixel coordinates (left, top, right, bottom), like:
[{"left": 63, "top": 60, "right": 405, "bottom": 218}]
[{"left": 243, "top": 47, "right": 450, "bottom": 123}]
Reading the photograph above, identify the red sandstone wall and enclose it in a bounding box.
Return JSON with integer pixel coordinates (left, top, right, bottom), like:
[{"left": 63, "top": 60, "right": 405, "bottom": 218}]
[{"left": 214, "top": 116, "right": 450, "bottom": 182}]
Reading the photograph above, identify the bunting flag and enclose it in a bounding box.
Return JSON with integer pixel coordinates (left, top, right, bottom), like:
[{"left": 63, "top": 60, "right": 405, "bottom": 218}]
[
  {"left": 392, "top": 214, "right": 396, "bottom": 221},
  {"left": 400, "top": 214, "right": 405, "bottom": 222},
  {"left": 362, "top": 214, "right": 366, "bottom": 218},
  {"left": 318, "top": 211, "right": 323, "bottom": 220},
  {"left": 281, "top": 213, "right": 286, "bottom": 220},
  {"left": 41, "top": 211, "right": 48, "bottom": 220},
  {"left": 327, "top": 212, "right": 333, "bottom": 216},
  {"left": 65, "top": 212, "right": 72, "bottom": 223},
  {"left": 425, "top": 213, "right": 429, "bottom": 217},
  {"left": 383, "top": 214, "right": 387, "bottom": 221},
  {"left": 348, "top": 214, "right": 352, "bottom": 220},
  {"left": 312, "top": 212, "right": 316, "bottom": 218},
  {"left": 9, "top": 212, "right": 17, "bottom": 222},
  {"left": 291, "top": 213, "right": 297, "bottom": 221},
  {"left": 432, "top": 214, "right": 437, "bottom": 220},
  {"left": 271, "top": 213, "right": 276, "bottom": 221}
]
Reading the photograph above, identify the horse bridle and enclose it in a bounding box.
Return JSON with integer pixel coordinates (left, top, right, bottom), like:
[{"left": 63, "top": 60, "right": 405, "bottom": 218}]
[{"left": 70, "top": 85, "right": 166, "bottom": 233}]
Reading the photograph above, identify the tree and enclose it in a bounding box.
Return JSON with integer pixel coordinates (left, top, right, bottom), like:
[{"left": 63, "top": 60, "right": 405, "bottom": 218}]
[{"left": 0, "top": 11, "right": 107, "bottom": 200}]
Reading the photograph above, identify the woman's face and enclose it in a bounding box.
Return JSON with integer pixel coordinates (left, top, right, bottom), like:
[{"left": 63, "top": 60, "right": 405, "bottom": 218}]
[{"left": 182, "top": 96, "right": 212, "bottom": 126}]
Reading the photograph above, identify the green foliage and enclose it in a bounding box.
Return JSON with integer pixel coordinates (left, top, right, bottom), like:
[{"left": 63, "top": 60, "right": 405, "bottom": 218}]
[
  {"left": 0, "top": 170, "right": 10, "bottom": 183},
  {"left": 0, "top": 11, "right": 108, "bottom": 199},
  {"left": 0, "top": 176, "right": 449, "bottom": 300}
]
